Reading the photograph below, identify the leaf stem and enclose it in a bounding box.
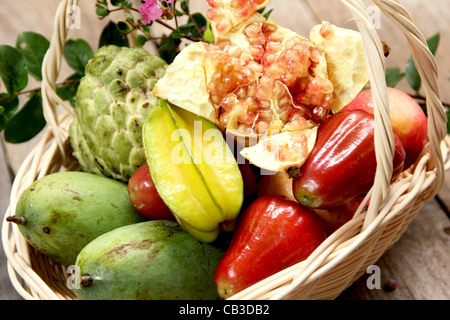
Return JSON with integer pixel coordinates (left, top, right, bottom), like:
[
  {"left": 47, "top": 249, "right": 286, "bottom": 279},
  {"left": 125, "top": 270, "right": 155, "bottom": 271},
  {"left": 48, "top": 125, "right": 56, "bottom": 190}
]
[
  {"left": 98, "top": 4, "right": 202, "bottom": 43},
  {"left": 0, "top": 79, "right": 80, "bottom": 103},
  {"left": 411, "top": 94, "right": 450, "bottom": 109},
  {"left": 188, "top": 13, "right": 206, "bottom": 42},
  {"left": 173, "top": 0, "right": 179, "bottom": 29}
]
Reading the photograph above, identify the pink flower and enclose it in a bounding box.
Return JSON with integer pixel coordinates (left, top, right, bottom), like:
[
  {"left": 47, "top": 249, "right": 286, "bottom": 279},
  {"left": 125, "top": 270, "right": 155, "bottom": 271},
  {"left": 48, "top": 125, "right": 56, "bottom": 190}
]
[{"left": 139, "top": 0, "right": 174, "bottom": 25}]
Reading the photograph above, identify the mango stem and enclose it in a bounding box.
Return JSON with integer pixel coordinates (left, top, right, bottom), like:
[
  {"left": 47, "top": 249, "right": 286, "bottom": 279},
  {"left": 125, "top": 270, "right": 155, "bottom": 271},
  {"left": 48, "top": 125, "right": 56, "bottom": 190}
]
[
  {"left": 6, "top": 216, "right": 27, "bottom": 226},
  {"left": 79, "top": 274, "right": 93, "bottom": 288}
]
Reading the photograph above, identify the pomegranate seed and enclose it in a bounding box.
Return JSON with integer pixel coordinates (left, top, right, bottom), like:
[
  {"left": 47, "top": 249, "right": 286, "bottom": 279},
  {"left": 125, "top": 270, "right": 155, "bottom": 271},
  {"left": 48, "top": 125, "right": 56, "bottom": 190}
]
[
  {"left": 239, "top": 3, "right": 253, "bottom": 18},
  {"left": 266, "top": 41, "right": 283, "bottom": 54},
  {"left": 207, "top": 0, "right": 220, "bottom": 7},
  {"left": 268, "top": 31, "right": 284, "bottom": 42},
  {"left": 319, "top": 22, "right": 335, "bottom": 40},
  {"left": 206, "top": 8, "right": 218, "bottom": 20},
  {"left": 263, "top": 53, "right": 276, "bottom": 67},
  {"left": 262, "top": 23, "right": 278, "bottom": 35},
  {"left": 204, "top": 5, "right": 334, "bottom": 134}
]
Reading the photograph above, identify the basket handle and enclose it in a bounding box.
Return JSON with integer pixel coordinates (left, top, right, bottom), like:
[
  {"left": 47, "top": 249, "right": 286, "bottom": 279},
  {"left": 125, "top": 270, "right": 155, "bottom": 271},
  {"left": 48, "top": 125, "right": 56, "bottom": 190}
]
[
  {"left": 340, "top": 0, "right": 447, "bottom": 230},
  {"left": 41, "top": 0, "right": 79, "bottom": 163},
  {"left": 372, "top": 0, "right": 447, "bottom": 188}
]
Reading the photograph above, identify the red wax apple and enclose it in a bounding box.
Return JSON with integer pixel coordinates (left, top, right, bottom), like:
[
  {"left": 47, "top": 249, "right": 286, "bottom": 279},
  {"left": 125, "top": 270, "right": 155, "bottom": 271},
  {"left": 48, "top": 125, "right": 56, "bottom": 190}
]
[
  {"left": 293, "top": 110, "right": 406, "bottom": 209},
  {"left": 344, "top": 87, "right": 428, "bottom": 169},
  {"left": 127, "top": 164, "right": 175, "bottom": 220},
  {"left": 214, "top": 195, "right": 326, "bottom": 299}
]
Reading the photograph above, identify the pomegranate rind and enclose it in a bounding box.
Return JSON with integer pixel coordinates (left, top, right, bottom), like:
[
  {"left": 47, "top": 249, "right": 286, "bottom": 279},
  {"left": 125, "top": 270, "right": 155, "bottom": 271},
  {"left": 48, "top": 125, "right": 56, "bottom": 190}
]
[
  {"left": 240, "top": 127, "right": 318, "bottom": 172},
  {"left": 152, "top": 42, "right": 217, "bottom": 124},
  {"left": 310, "top": 22, "right": 369, "bottom": 114}
]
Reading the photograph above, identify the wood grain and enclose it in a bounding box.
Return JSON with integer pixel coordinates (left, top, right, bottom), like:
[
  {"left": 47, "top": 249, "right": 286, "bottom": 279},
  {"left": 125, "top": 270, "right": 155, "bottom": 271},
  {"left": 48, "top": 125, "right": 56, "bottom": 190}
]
[
  {"left": 0, "top": 141, "right": 23, "bottom": 300},
  {"left": 339, "top": 195, "right": 450, "bottom": 300}
]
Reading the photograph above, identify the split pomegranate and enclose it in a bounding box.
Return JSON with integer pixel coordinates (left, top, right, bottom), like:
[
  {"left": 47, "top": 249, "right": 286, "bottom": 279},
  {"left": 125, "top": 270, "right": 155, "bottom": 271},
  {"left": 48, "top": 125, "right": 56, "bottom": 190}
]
[
  {"left": 205, "top": 20, "right": 334, "bottom": 135},
  {"left": 152, "top": 1, "right": 369, "bottom": 173}
]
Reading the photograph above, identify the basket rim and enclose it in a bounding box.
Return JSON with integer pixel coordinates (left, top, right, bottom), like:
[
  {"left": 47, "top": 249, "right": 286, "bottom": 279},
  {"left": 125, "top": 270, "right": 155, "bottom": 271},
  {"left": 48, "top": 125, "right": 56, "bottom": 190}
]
[{"left": 2, "top": 0, "right": 450, "bottom": 300}]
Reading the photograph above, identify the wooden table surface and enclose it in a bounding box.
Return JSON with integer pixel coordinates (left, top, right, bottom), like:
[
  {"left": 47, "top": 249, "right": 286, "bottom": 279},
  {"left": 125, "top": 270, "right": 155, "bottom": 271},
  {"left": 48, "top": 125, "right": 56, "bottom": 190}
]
[{"left": 1, "top": 0, "right": 449, "bottom": 300}]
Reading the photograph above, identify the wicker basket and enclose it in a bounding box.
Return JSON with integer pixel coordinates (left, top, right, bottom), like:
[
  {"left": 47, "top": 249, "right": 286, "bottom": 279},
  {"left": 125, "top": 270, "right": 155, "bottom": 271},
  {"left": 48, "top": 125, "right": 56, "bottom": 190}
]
[{"left": 2, "top": 0, "right": 450, "bottom": 300}]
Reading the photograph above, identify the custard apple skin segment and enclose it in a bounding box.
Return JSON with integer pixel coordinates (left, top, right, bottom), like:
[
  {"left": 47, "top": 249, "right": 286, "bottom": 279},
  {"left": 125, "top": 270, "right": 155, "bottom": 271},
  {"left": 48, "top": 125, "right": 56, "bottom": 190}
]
[{"left": 70, "top": 45, "right": 168, "bottom": 182}]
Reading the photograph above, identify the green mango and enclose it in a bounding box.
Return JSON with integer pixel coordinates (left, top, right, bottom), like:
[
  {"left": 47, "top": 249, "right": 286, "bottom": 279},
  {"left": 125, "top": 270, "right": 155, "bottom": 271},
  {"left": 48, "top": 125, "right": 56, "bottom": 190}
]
[
  {"left": 73, "top": 220, "right": 226, "bottom": 300},
  {"left": 8, "top": 171, "right": 146, "bottom": 266}
]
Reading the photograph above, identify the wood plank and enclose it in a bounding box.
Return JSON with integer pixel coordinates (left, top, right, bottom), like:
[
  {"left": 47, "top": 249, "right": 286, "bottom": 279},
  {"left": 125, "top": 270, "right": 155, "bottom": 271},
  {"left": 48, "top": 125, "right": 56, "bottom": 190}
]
[
  {"left": 436, "top": 146, "right": 450, "bottom": 214},
  {"left": 0, "top": 141, "right": 23, "bottom": 300},
  {"left": 339, "top": 197, "right": 450, "bottom": 300}
]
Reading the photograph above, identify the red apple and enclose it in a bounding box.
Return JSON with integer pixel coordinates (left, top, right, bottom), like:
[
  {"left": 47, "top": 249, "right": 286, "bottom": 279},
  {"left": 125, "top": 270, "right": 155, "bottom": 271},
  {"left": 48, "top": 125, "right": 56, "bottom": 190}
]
[
  {"left": 344, "top": 87, "right": 427, "bottom": 169},
  {"left": 127, "top": 164, "right": 175, "bottom": 220},
  {"left": 214, "top": 195, "right": 326, "bottom": 299}
]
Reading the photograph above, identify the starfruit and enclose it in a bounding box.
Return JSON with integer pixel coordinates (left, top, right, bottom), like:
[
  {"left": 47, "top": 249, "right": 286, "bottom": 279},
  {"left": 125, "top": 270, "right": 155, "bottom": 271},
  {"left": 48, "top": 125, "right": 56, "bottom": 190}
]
[{"left": 142, "top": 99, "right": 244, "bottom": 243}]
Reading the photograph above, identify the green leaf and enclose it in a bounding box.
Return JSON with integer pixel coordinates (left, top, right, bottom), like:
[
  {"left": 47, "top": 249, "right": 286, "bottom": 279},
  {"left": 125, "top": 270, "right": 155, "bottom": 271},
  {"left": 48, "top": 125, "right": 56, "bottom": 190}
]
[
  {"left": 171, "top": 29, "right": 187, "bottom": 40},
  {"left": 117, "top": 21, "right": 131, "bottom": 34},
  {"left": 0, "top": 93, "right": 19, "bottom": 131},
  {"left": 262, "top": 8, "right": 273, "bottom": 19},
  {"left": 0, "top": 45, "right": 28, "bottom": 94},
  {"left": 385, "top": 68, "right": 406, "bottom": 88},
  {"left": 406, "top": 33, "right": 441, "bottom": 92},
  {"left": 96, "top": 6, "right": 109, "bottom": 17},
  {"left": 257, "top": 7, "right": 273, "bottom": 19},
  {"left": 4, "top": 91, "right": 46, "bottom": 143},
  {"left": 158, "top": 35, "right": 179, "bottom": 64},
  {"left": 110, "top": 0, "right": 123, "bottom": 7},
  {"left": 446, "top": 108, "right": 450, "bottom": 134},
  {"left": 99, "top": 21, "right": 130, "bottom": 48},
  {"left": 56, "top": 74, "right": 82, "bottom": 107},
  {"left": 174, "top": 9, "right": 185, "bottom": 17},
  {"left": 125, "top": 12, "right": 134, "bottom": 24},
  {"left": 406, "top": 57, "right": 421, "bottom": 92},
  {"left": 181, "top": 0, "right": 189, "bottom": 12},
  {"left": 427, "top": 33, "right": 440, "bottom": 56},
  {"left": 178, "top": 13, "right": 207, "bottom": 38},
  {"left": 15, "top": 32, "right": 50, "bottom": 81},
  {"left": 134, "top": 35, "right": 148, "bottom": 47},
  {"left": 140, "top": 22, "right": 151, "bottom": 35},
  {"left": 419, "top": 102, "right": 427, "bottom": 117},
  {"left": 64, "top": 39, "right": 94, "bottom": 76},
  {"left": 121, "top": 0, "right": 132, "bottom": 9}
]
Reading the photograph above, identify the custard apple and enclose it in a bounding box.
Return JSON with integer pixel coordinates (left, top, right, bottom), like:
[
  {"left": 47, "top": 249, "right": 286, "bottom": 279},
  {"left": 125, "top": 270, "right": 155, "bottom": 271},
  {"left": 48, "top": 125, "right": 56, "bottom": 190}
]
[{"left": 69, "top": 45, "right": 168, "bottom": 182}]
